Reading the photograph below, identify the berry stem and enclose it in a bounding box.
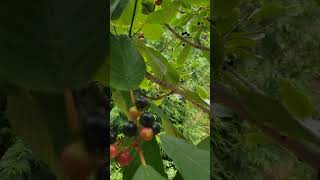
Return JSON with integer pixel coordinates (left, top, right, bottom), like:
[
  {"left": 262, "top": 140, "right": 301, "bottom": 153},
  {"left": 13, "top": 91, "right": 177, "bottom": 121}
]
[
  {"left": 130, "top": 90, "right": 136, "bottom": 105},
  {"left": 136, "top": 145, "right": 147, "bottom": 166},
  {"left": 64, "top": 88, "right": 80, "bottom": 140}
]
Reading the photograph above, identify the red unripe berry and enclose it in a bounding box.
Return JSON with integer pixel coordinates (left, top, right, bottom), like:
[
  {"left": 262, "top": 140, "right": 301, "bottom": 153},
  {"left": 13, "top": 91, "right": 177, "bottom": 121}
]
[
  {"left": 117, "top": 150, "right": 133, "bottom": 167},
  {"left": 140, "top": 127, "right": 154, "bottom": 141},
  {"left": 110, "top": 144, "right": 118, "bottom": 160},
  {"left": 59, "top": 143, "right": 99, "bottom": 180}
]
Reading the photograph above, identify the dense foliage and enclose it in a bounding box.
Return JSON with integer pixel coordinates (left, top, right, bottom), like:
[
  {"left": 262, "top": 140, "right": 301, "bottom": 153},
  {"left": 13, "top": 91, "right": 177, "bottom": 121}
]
[{"left": 213, "top": 0, "right": 320, "bottom": 179}]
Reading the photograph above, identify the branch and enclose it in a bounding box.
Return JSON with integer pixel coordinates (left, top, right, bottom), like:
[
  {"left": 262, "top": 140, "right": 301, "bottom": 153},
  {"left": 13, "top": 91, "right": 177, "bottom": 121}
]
[
  {"left": 141, "top": 91, "right": 175, "bottom": 100},
  {"left": 163, "top": 24, "right": 210, "bottom": 52},
  {"left": 129, "top": 0, "right": 139, "bottom": 38},
  {"left": 145, "top": 72, "right": 210, "bottom": 114},
  {"left": 213, "top": 82, "right": 320, "bottom": 170}
]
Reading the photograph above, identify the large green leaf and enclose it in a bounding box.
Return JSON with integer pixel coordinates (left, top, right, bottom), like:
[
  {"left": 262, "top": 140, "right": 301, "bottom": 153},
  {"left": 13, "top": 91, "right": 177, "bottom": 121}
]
[
  {"left": 141, "top": 24, "right": 164, "bottom": 41},
  {"left": 123, "top": 138, "right": 167, "bottom": 179},
  {"left": 177, "top": 45, "right": 191, "bottom": 66},
  {"left": 279, "top": 79, "right": 316, "bottom": 120},
  {"left": 7, "top": 90, "right": 72, "bottom": 178},
  {"left": 251, "top": 2, "right": 284, "bottom": 22},
  {"left": 222, "top": 72, "right": 320, "bottom": 144},
  {"left": 110, "top": 35, "right": 146, "bottom": 90},
  {"left": 136, "top": 43, "right": 180, "bottom": 83},
  {"left": 160, "top": 135, "right": 210, "bottom": 180},
  {"left": 132, "top": 165, "right": 166, "bottom": 180},
  {"left": 0, "top": 0, "right": 106, "bottom": 92},
  {"left": 111, "top": 0, "right": 130, "bottom": 20},
  {"left": 146, "top": 1, "right": 180, "bottom": 24}
]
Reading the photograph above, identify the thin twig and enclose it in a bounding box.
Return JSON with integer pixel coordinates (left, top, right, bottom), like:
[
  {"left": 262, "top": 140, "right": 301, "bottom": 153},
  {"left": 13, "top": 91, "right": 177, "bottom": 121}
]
[
  {"left": 129, "top": 0, "right": 139, "bottom": 38},
  {"left": 164, "top": 24, "right": 210, "bottom": 51},
  {"left": 145, "top": 72, "right": 210, "bottom": 114},
  {"left": 222, "top": 8, "right": 260, "bottom": 40}
]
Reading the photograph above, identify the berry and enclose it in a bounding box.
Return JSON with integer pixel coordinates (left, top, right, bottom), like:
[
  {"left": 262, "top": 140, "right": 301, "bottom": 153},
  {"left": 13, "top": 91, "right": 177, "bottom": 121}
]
[
  {"left": 182, "top": 43, "right": 185, "bottom": 46},
  {"left": 138, "top": 32, "right": 144, "bottom": 38},
  {"left": 187, "top": 33, "right": 190, "bottom": 36},
  {"left": 140, "top": 112, "right": 155, "bottom": 127},
  {"left": 82, "top": 113, "right": 107, "bottom": 152},
  {"left": 128, "top": 106, "right": 141, "bottom": 120},
  {"left": 155, "top": 0, "right": 162, "bottom": 6},
  {"left": 136, "top": 96, "right": 148, "bottom": 110},
  {"left": 117, "top": 150, "right": 132, "bottom": 167},
  {"left": 123, "top": 122, "right": 137, "bottom": 137},
  {"left": 110, "top": 144, "right": 118, "bottom": 160},
  {"left": 110, "top": 131, "right": 117, "bottom": 144},
  {"left": 152, "top": 122, "right": 161, "bottom": 135},
  {"left": 140, "top": 127, "right": 154, "bottom": 141},
  {"left": 59, "top": 143, "right": 99, "bottom": 180}
]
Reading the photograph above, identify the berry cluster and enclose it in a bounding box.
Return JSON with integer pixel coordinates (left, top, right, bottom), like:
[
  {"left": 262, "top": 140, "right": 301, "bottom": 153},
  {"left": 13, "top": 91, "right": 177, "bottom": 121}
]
[
  {"left": 181, "top": 31, "right": 190, "bottom": 37},
  {"left": 110, "top": 95, "right": 160, "bottom": 167}
]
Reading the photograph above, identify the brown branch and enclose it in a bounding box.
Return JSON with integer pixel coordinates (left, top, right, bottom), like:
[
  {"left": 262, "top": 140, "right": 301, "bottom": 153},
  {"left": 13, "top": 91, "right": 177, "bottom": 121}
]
[
  {"left": 213, "top": 82, "right": 320, "bottom": 170},
  {"left": 145, "top": 72, "right": 210, "bottom": 114},
  {"left": 163, "top": 24, "right": 210, "bottom": 52},
  {"left": 141, "top": 91, "right": 175, "bottom": 100}
]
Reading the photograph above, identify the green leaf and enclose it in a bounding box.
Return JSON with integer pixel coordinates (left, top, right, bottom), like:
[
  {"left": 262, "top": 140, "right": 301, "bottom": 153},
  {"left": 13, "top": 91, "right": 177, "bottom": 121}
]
[
  {"left": 141, "top": 24, "right": 164, "bottom": 41},
  {"left": 196, "top": 86, "right": 209, "bottom": 100},
  {"left": 183, "top": 0, "right": 209, "bottom": 6},
  {"left": 132, "top": 165, "right": 166, "bottom": 180},
  {"left": 197, "top": 136, "right": 210, "bottom": 151},
  {"left": 213, "top": 0, "right": 240, "bottom": 17},
  {"left": 0, "top": 1, "right": 106, "bottom": 92},
  {"left": 177, "top": 45, "right": 191, "bottom": 66},
  {"left": 279, "top": 79, "right": 316, "bottom": 120},
  {"left": 149, "top": 102, "right": 185, "bottom": 139},
  {"left": 251, "top": 2, "right": 284, "bottom": 21},
  {"left": 7, "top": 90, "right": 72, "bottom": 178},
  {"left": 111, "top": 90, "right": 131, "bottom": 115},
  {"left": 171, "top": 13, "right": 194, "bottom": 27},
  {"left": 225, "top": 38, "right": 256, "bottom": 48},
  {"left": 136, "top": 43, "right": 180, "bottom": 83},
  {"left": 110, "top": 35, "right": 146, "bottom": 90},
  {"left": 222, "top": 72, "right": 320, "bottom": 144},
  {"left": 141, "top": 0, "right": 155, "bottom": 15},
  {"left": 160, "top": 135, "right": 210, "bottom": 180},
  {"left": 111, "top": 0, "right": 130, "bottom": 20},
  {"left": 123, "top": 138, "right": 167, "bottom": 179},
  {"left": 146, "top": 1, "right": 180, "bottom": 24}
]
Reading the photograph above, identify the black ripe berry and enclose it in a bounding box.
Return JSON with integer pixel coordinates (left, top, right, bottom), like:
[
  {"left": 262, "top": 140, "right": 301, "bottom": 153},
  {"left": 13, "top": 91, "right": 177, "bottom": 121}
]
[
  {"left": 140, "top": 112, "right": 155, "bottom": 127},
  {"left": 123, "top": 122, "right": 137, "bottom": 137},
  {"left": 82, "top": 113, "right": 108, "bottom": 152},
  {"left": 136, "top": 96, "right": 148, "bottom": 110},
  {"left": 182, "top": 43, "right": 185, "bottom": 46},
  {"left": 187, "top": 33, "right": 190, "bottom": 36},
  {"left": 152, "top": 122, "right": 160, "bottom": 135},
  {"left": 197, "top": 22, "right": 200, "bottom": 25},
  {"left": 110, "top": 131, "right": 117, "bottom": 144},
  {"left": 181, "top": 32, "right": 185, "bottom": 36}
]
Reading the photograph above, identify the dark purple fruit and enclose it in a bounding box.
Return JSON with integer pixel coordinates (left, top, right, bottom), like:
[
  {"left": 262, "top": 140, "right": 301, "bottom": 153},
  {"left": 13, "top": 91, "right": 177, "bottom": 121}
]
[
  {"left": 136, "top": 97, "right": 148, "bottom": 110},
  {"left": 140, "top": 112, "right": 155, "bottom": 128},
  {"left": 123, "top": 122, "right": 137, "bottom": 137},
  {"left": 152, "top": 122, "right": 160, "bottom": 135}
]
